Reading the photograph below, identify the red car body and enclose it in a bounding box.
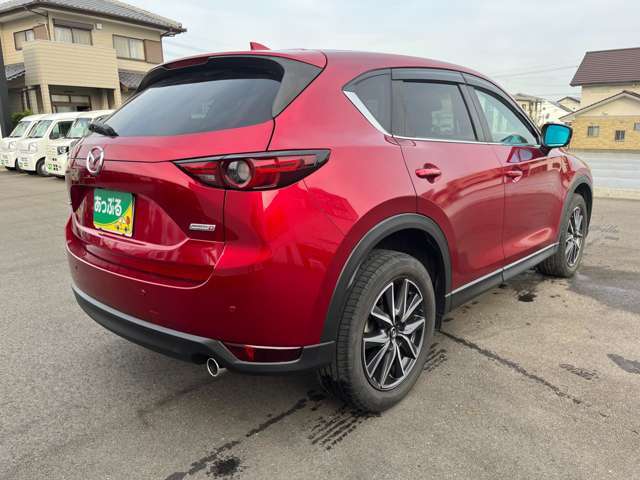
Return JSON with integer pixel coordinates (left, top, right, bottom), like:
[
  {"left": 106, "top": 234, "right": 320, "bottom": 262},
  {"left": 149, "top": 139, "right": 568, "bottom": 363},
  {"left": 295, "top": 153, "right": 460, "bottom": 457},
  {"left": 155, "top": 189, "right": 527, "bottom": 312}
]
[{"left": 66, "top": 49, "right": 592, "bottom": 373}]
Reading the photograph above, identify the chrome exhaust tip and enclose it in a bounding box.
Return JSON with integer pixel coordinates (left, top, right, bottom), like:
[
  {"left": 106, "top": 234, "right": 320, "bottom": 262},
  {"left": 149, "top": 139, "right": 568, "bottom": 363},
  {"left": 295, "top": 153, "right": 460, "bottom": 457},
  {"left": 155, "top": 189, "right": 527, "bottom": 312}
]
[{"left": 206, "top": 357, "right": 224, "bottom": 378}]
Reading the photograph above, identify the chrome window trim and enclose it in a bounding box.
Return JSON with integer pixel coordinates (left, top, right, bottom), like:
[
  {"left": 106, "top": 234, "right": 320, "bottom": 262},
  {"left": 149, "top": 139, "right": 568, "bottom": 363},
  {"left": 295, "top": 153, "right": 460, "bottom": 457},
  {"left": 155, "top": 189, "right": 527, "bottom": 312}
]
[
  {"left": 344, "top": 90, "right": 541, "bottom": 148},
  {"left": 445, "top": 243, "right": 558, "bottom": 297},
  {"left": 343, "top": 90, "right": 390, "bottom": 135}
]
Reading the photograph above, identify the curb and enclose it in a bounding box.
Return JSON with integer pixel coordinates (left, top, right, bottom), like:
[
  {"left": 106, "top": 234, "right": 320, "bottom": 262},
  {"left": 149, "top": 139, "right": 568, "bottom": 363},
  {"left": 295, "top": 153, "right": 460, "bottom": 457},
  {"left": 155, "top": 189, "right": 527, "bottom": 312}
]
[{"left": 594, "top": 187, "right": 640, "bottom": 200}]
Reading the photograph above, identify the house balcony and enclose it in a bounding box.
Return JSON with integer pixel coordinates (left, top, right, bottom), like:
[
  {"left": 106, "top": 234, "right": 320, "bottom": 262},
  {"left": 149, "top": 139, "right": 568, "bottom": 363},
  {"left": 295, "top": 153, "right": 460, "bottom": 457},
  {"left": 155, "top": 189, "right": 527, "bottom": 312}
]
[{"left": 22, "top": 40, "right": 120, "bottom": 90}]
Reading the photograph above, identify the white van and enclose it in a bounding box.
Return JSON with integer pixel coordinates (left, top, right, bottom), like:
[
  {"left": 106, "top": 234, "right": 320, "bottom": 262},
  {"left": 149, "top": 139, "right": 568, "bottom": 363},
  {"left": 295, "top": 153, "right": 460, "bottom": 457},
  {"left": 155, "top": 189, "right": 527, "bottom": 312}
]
[
  {"left": 16, "top": 112, "right": 80, "bottom": 176},
  {"left": 1, "top": 114, "right": 48, "bottom": 170},
  {"left": 45, "top": 110, "right": 113, "bottom": 177}
]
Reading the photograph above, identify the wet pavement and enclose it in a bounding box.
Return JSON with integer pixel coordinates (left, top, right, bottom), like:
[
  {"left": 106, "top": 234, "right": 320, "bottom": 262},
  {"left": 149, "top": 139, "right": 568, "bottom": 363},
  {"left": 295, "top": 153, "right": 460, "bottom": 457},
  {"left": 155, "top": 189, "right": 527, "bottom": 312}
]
[{"left": 1, "top": 170, "right": 639, "bottom": 479}]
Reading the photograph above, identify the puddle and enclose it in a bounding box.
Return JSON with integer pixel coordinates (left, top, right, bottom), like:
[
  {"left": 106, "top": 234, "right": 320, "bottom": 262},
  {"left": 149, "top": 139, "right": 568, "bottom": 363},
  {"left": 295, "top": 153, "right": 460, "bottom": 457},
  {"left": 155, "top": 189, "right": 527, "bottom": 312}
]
[{"left": 570, "top": 265, "right": 640, "bottom": 315}]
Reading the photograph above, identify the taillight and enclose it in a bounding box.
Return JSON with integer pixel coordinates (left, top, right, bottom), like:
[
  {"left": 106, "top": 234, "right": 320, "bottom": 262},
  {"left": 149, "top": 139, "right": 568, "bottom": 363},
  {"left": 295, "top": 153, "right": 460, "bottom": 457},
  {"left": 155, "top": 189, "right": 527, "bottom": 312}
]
[{"left": 175, "top": 150, "right": 329, "bottom": 190}]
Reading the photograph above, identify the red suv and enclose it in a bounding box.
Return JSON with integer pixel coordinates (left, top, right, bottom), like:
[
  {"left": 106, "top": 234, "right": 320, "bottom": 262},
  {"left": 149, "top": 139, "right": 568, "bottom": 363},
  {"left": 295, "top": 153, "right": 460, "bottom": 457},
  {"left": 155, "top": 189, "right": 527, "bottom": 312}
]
[{"left": 66, "top": 49, "right": 592, "bottom": 411}]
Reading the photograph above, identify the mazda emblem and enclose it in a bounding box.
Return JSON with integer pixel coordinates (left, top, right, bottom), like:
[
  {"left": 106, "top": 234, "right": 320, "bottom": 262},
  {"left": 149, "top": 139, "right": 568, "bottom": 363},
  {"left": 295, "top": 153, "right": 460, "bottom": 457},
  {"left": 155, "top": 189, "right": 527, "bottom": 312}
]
[{"left": 86, "top": 146, "right": 105, "bottom": 175}]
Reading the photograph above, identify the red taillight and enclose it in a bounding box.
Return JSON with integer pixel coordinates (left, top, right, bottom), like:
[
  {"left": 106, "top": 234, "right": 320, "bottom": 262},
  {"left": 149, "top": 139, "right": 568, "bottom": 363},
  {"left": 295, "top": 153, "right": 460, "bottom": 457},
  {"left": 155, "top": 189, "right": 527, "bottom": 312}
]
[
  {"left": 175, "top": 150, "right": 329, "bottom": 190},
  {"left": 224, "top": 343, "right": 302, "bottom": 363}
]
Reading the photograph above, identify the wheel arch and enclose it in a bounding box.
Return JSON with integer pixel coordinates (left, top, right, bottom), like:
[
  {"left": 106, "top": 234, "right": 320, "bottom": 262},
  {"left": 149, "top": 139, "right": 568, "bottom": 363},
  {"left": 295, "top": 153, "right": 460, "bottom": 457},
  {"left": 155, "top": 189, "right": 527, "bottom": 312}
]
[
  {"left": 567, "top": 174, "right": 593, "bottom": 225},
  {"left": 320, "top": 213, "right": 451, "bottom": 342}
]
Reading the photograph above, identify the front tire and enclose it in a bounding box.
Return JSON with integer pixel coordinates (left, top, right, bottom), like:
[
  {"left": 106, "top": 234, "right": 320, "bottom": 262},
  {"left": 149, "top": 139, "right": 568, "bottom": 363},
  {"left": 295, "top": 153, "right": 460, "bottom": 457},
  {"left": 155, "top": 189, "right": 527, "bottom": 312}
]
[
  {"left": 538, "top": 194, "right": 588, "bottom": 277},
  {"left": 318, "top": 249, "right": 435, "bottom": 412},
  {"left": 36, "top": 159, "right": 48, "bottom": 177}
]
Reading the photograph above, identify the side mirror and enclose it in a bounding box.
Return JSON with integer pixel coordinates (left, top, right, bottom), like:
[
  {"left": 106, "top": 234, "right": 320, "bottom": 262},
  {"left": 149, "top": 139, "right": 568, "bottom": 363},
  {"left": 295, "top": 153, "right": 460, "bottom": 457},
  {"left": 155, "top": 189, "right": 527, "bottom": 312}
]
[
  {"left": 50, "top": 132, "right": 60, "bottom": 140},
  {"left": 541, "top": 123, "right": 572, "bottom": 148}
]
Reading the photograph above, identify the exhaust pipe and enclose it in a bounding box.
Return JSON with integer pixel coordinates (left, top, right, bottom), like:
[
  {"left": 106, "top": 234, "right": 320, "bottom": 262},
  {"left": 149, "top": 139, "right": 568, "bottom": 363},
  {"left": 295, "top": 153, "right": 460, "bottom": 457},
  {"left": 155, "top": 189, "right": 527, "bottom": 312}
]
[{"left": 206, "top": 357, "right": 225, "bottom": 378}]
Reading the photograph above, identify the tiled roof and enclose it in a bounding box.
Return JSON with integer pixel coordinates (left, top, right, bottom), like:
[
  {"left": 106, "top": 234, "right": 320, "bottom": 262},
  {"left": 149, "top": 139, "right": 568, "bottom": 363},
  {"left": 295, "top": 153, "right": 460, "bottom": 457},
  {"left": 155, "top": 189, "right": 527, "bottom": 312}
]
[
  {"left": 0, "top": 0, "right": 185, "bottom": 32},
  {"left": 118, "top": 69, "right": 144, "bottom": 89},
  {"left": 560, "top": 90, "right": 640, "bottom": 120},
  {"left": 571, "top": 47, "right": 640, "bottom": 86},
  {"left": 5, "top": 62, "right": 25, "bottom": 80}
]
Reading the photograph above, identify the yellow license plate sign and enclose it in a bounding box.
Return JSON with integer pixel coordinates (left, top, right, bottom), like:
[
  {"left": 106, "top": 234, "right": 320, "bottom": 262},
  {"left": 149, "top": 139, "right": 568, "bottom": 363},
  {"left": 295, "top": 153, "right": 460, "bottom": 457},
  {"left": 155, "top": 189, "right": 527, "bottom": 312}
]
[{"left": 93, "top": 188, "right": 134, "bottom": 237}]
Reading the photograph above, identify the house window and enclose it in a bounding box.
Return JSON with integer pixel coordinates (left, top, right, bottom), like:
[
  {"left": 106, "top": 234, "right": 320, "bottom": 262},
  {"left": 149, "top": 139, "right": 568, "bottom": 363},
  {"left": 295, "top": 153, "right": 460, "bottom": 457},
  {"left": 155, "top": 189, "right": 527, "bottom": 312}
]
[
  {"left": 113, "top": 35, "right": 145, "bottom": 60},
  {"left": 14, "top": 29, "right": 35, "bottom": 50},
  {"left": 634, "top": 122, "right": 640, "bottom": 131},
  {"left": 615, "top": 130, "right": 625, "bottom": 142},
  {"left": 51, "top": 93, "right": 91, "bottom": 112},
  {"left": 54, "top": 25, "right": 92, "bottom": 45},
  {"left": 587, "top": 126, "right": 599, "bottom": 137}
]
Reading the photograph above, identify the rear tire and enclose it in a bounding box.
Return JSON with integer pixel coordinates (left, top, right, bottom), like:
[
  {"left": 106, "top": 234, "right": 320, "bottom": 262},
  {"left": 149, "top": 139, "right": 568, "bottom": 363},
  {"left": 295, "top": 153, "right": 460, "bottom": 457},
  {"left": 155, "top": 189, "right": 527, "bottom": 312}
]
[
  {"left": 317, "top": 249, "right": 435, "bottom": 412},
  {"left": 537, "top": 194, "right": 588, "bottom": 278}
]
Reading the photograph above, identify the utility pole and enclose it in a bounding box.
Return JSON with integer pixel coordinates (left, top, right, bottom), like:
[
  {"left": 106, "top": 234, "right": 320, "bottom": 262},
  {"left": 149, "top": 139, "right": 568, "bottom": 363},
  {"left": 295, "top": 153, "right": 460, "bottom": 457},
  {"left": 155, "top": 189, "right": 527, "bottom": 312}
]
[{"left": 0, "top": 39, "right": 12, "bottom": 137}]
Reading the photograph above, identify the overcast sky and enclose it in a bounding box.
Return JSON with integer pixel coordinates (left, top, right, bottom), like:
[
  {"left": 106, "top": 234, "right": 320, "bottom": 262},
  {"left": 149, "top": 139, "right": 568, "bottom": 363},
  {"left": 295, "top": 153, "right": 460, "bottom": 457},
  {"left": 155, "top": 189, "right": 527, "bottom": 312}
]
[{"left": 134, "top": 0, "right": 639, "bottom": 100}]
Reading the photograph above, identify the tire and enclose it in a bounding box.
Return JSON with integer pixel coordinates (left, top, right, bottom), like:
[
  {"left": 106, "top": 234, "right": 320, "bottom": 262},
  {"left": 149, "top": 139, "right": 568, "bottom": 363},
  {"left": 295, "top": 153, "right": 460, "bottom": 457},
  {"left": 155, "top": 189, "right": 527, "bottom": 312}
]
[
  {"left": 537, "top": 194, "right": 588, "bottom": 278},
  {"left": 317, "top": 249, "right": 436, "bottom": 412},
  {"left": 36, "top": 159, "right": 48, "bottom": 177}
]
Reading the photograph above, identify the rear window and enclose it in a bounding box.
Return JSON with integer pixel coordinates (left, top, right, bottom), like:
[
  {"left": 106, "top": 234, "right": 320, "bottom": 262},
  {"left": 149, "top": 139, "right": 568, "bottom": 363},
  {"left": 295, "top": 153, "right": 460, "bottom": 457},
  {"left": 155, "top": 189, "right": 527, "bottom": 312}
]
[{"left": 105, "top": 56, "right": 321, "bottom": 137}]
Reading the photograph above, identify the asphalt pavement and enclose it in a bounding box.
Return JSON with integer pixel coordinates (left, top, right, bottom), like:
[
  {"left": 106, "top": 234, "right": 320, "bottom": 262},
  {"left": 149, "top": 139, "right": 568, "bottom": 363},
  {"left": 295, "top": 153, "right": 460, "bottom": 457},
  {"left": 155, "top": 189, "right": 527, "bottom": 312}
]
[{"left": 1, "top": 169, "right": 639, "bottom": 480}]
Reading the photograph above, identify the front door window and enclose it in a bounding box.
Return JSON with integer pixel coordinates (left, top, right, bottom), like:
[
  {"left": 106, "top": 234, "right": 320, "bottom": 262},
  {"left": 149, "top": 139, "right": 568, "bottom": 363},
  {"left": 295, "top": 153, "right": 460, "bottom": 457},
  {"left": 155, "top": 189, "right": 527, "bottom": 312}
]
[{"left": 474, "top": 89, "right": 537, "bottom": 145}]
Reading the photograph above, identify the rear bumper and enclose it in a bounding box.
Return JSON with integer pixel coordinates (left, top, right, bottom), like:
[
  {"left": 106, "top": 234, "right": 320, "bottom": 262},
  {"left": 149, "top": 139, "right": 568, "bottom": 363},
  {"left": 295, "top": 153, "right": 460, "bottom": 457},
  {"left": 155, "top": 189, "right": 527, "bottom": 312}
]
[{"left": 73, "top": 285, "right": 335, "bottom": 374}]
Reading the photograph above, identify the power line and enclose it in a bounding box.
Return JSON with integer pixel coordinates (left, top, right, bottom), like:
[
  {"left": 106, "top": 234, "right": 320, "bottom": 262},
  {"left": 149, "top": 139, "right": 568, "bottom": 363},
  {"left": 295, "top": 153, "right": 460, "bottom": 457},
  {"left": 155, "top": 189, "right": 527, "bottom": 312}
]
[
  {"left": 164, "top": 40, "right": 209, "bottom": 54},
  {"left": 491, "top": 65, "right": 578, "bottom": 78}
]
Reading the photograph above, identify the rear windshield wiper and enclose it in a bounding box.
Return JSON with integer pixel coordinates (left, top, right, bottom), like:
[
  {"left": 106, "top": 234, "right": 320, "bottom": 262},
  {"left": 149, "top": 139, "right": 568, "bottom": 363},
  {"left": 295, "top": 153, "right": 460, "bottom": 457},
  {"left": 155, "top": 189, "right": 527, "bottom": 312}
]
[{"left": 89, "top": 122, "right": 119, "bottom": 137}]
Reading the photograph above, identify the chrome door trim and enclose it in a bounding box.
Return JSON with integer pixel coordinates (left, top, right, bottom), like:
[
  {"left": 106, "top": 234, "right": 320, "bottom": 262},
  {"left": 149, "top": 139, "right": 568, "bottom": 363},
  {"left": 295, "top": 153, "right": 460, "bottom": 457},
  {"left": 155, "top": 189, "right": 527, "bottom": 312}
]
[{"left": 446, "top": 242, "right": 558, "bottom": 297}]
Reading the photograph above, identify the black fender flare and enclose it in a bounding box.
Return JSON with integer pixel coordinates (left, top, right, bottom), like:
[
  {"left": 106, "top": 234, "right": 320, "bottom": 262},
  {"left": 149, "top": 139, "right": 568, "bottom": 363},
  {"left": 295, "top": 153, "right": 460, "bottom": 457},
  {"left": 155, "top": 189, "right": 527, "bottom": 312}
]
[
  {"left": 320, "top": 213, "right": 452, "bottom": 343},
  {"left": 560, "top": 174, "right": 593, "bottom": 236}
]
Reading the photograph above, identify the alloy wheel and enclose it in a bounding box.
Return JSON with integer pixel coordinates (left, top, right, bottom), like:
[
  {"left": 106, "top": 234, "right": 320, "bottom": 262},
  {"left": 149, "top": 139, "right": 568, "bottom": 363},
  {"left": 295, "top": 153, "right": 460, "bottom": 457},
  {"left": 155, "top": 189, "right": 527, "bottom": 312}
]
[
  {"left": 566, "top": 206, "right": 585, "bottom": 267},
  {"left": 362, "top": 277, "right": 426, "bottom": 390}
]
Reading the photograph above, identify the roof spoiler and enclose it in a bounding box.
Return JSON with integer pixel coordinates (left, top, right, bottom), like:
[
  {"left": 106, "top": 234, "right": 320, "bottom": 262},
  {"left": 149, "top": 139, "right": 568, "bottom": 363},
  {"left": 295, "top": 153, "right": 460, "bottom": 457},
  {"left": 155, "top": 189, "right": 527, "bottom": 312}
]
[{"left": 250, "top": 42, "right": 270, "bottom": 51}]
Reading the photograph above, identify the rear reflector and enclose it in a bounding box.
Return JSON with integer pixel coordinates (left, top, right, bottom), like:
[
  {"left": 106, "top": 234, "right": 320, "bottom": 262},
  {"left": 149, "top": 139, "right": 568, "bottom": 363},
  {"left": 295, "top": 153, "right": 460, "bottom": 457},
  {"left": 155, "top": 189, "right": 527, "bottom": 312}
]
[
  {"left": 175, "top": 150, "right": 329, "bottom": 190},
  {"left": 224, "top": 343, "right": 302, "bottom": 363}
]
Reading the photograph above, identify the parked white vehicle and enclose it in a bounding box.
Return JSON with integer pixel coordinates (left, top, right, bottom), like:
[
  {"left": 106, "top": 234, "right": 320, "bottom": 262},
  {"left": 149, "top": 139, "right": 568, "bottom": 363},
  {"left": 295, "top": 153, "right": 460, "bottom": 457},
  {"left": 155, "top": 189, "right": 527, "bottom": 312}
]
[
  {"left": 16, "top": 112, "right": 80, "bottom": 176},
  {"left": 45, "top": 110, "right": 113, "bottom": 177},
  {"left": 1, "top": 114, "right": 47, "bottom": 170}
]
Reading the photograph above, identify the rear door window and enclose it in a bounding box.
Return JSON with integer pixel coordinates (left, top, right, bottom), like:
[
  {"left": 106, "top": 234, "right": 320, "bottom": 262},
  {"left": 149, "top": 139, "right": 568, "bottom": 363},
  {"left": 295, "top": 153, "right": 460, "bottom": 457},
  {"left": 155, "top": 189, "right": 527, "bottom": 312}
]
[
  {"left": 105, "top": 57, "right": 320, "bottom": 137},
  {"left": 394, "top": 81, "right": 476, "bottom": 141}
]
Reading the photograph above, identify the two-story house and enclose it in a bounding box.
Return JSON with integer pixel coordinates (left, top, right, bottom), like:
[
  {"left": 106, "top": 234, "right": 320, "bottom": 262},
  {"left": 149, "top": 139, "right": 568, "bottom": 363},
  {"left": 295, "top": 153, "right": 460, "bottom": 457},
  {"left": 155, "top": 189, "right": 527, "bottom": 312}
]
[
  {"left": 562, "top": 47, "right": 640, "bottom": 151},
  {"left": 513, "top": 92, "right": 572, "bottom": 126},
  {"left": 557, "top": 96, "right": 580, "bottom": 112},
  {"left": 0, "top": 0, "right": 185, "bottom": 114}
]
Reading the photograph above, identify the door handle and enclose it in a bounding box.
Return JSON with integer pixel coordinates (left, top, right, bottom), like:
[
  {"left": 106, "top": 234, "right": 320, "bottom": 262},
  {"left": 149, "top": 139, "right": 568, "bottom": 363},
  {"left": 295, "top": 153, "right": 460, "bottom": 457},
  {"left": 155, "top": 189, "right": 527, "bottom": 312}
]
[
  {"left": 505, "top": 169, "right": 523, "bottom": 181},
  {"left": 415, "top": 167, "right": 442, "bottom": 180}
]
